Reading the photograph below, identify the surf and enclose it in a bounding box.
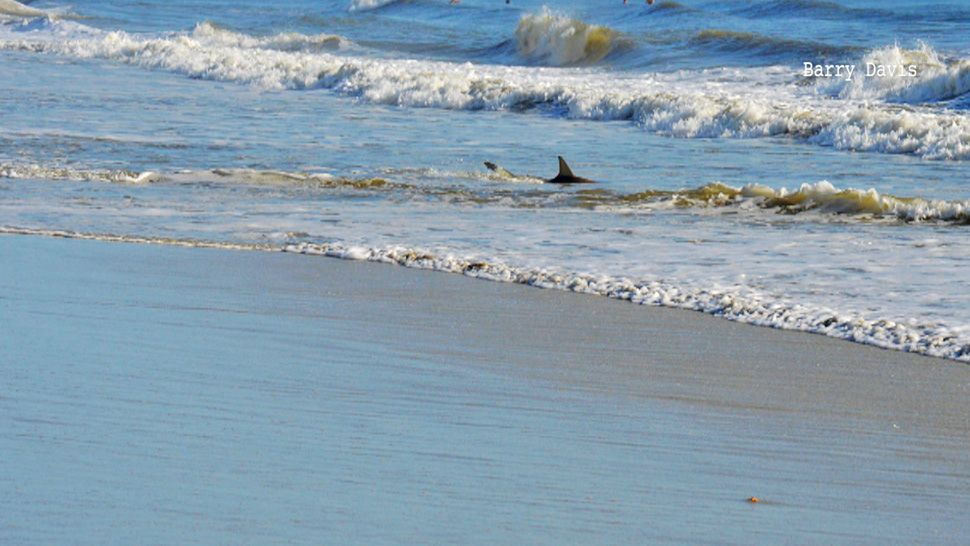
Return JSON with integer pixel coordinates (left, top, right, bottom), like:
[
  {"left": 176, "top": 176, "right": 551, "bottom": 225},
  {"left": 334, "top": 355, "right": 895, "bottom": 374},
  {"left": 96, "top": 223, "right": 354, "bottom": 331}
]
[
  {"left": 2, "top": 18, "right": 969, "bottom": 160},
  {"left": 816, "top": 43, "right": 970, "bottom": 104}
]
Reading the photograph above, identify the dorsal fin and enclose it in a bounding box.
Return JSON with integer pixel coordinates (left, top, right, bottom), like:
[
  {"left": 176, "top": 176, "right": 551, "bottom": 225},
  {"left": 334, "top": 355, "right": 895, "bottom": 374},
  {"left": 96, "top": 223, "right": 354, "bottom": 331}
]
[{"left": 557, "top": 156, "right": 575, "bottom": 178}]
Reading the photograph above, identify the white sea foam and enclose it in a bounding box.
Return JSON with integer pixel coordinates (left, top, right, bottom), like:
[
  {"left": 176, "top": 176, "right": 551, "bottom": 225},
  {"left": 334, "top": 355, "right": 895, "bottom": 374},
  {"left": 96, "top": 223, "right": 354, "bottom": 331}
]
[
  {"left": 0, "top": 163, "right": 161, "bottom": 184},
  {"left": 0, "top": 163, "right": 404, "bottom": 189},
  {"left": 191, "top": 21, "right": 352, "bottom": 52},
  {"left": 1, "top": 20, "right": 968, "bottom": 159},
  {"left": 2, "top": 225, "right": 967, "bottom": 363},
  {"left": 820, "top": 43, "right": 970, "bottom": 104}
]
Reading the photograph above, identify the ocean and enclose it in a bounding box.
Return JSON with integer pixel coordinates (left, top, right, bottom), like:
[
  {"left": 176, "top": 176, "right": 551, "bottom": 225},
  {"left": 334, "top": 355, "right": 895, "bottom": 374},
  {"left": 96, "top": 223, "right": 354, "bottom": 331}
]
[{"left": 2, "top": 0, "right": 970, "bottom": 361}]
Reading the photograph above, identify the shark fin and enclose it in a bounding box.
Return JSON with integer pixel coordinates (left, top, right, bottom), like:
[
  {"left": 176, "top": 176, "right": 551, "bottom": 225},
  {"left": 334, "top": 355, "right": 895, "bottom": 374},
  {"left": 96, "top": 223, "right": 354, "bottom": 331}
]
[{"left": 557, "top": 156, "right": 575, "bottom": 178}]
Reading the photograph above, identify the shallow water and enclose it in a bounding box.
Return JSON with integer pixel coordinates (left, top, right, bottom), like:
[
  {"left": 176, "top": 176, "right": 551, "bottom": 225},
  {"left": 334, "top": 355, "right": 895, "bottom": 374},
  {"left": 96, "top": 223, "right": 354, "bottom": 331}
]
[{"left": 1, "top": 0, "right": 970, "bottom": 360}]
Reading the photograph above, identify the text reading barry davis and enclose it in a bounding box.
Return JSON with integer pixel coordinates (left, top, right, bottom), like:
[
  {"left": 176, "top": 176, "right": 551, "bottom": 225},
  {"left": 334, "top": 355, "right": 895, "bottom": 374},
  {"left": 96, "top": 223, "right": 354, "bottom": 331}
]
[{"left": 803, "top": 62, "right": 918, "bottom": 81}]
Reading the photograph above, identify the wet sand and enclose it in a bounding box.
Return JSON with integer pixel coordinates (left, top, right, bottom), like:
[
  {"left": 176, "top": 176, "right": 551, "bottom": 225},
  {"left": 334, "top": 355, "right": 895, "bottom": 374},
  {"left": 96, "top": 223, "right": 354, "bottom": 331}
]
[{"left": 2, "top": 233, "right": 969, "bottom": 544}]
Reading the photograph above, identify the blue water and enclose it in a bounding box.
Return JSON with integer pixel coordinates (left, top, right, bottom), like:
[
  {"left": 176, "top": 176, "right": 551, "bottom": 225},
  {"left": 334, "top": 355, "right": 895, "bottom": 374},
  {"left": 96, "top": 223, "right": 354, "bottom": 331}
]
[{"left": 2, "top": 0, "right": 970, "bottom": 360}]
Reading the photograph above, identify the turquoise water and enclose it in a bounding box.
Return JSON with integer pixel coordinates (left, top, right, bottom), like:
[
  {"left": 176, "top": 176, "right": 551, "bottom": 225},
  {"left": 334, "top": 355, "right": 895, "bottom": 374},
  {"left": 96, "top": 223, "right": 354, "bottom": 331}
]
[{"left": 2, "top": 0, "right": 970, "bottom": 359}]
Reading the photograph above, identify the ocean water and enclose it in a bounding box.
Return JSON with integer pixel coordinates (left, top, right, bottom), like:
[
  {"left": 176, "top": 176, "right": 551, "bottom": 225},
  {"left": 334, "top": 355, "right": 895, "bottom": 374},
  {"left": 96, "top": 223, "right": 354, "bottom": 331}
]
[{"left": 2, "top": 0, "right": 970, "bottom": 360}]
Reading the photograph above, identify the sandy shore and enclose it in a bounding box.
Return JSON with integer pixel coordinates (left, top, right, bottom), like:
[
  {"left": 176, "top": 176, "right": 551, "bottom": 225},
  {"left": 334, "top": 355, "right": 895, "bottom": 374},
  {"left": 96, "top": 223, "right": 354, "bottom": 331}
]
[{"left": 2, "top": 233, "right": 969, "bottom": 544}]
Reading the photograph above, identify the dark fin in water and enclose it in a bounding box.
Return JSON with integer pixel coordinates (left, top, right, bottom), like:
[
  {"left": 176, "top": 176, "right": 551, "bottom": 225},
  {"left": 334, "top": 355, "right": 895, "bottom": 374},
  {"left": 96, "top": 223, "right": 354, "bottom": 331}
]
[
  {"left": 557, "top": 156, "right": 574, "bottom": 178},
  {"left": 547, "top": 156, "right": 596, "bottom": 184}
]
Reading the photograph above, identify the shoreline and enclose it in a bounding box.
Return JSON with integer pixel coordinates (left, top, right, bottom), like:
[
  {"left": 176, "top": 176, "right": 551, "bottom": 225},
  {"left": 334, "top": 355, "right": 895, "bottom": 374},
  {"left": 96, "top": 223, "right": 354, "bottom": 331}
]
[
  {"left": 2, "top": 233, "right": 969, "bottom": 543},
  {"left": 3, "top": 225, "right": 968, "bottom": 365}
]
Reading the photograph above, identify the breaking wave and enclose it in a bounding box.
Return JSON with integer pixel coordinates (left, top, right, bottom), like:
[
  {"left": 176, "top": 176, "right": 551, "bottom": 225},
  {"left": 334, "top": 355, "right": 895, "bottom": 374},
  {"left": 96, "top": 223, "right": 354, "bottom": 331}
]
[
  {"left": 1, "top": 20, "right": 969, "bottom": 159},
  {"left": 0, "top": 0, "right": 45, "bottom": 19},
  {"left": 514, "top": 8, "right": 629, "bottom": 66},
  {"left": 347, "top": 0, "right": 400, "bottom": 13},
  {"left": 3, "top": 225, "right": 968, "bottom": 363},
  {"left": 191, "top": 21, "right": 352, "bottom": 52},
  {"left": 819, "top": 43, "right": 970, "bottom": 104},
  {"left": 586, "top": 181, "right": 970, "bottom": 224}
]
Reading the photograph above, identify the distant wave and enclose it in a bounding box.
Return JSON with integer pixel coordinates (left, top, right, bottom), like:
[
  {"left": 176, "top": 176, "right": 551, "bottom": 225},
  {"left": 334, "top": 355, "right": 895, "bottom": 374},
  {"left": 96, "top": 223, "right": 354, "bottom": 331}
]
[
  {"left": 515, "top": 8, "right": 629, "bottom": 66},
  {"left": 192, "top": 21, "right": 352, "bottom": 52},
  {"left": 733, "top": 0, "right": 970, "bottom": 24},
  {"left": 648, "top": 1, "right": 694, "bottom": 15},
  {"left": 0, "top": 0, "right": 81, "bottom": 20},
  {"left": 3, "top": 21, "right": 969, "bottom": 159},
  {"left": 689, "top": 29, "right": 858, "bottom": 60},
  {"left": 348, "top": 0, "right": 401, "bottom": 13},
  {"left": 0, "top": 0, "right": 44, "bottom": 18},
  {"left": 734, "top": 0, "right": 859, "bottom": 19},
  {"left": 4, "top": 225, "right": 968, "bottom": 363}
]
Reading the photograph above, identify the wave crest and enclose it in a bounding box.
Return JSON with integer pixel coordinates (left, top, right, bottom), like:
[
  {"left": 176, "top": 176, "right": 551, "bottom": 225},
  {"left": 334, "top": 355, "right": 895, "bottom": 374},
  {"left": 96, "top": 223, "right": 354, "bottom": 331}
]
[
  {"left": 579, "top": 181, "right": 970, "bottom": 223},
  {"left": 745, "top": 181, "right": 970, "bottom": 222},
  {"left": 348, "top": 0, "right": 399, "bottom": 13},
  {"left": 191, "top": 21, "right": 351, "bottom": 52},
  {"left": 0, "top": 0, "right": 45, "bottom": 18},
  {"left": 823, "top": 43, "right": 970, "bottom": 104},
  {"left": 515, "top": 8, "right": 627, "bottom": 66}
]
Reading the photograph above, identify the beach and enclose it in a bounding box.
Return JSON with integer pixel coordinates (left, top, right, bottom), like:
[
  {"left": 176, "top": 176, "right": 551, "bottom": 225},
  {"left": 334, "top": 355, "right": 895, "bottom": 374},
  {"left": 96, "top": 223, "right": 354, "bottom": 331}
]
[
  {"left": 3, "top": 0, "right": 970, "bottom": 542},
  {"left": 3, "top": 233, "right": 968, "bottom": 544}
]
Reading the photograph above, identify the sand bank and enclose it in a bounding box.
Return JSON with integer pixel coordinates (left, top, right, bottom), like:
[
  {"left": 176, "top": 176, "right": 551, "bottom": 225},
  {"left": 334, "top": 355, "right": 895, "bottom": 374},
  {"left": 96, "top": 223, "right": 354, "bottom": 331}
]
[{"left": 1, "top": 234, "right": 968, "bottom": 544}]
